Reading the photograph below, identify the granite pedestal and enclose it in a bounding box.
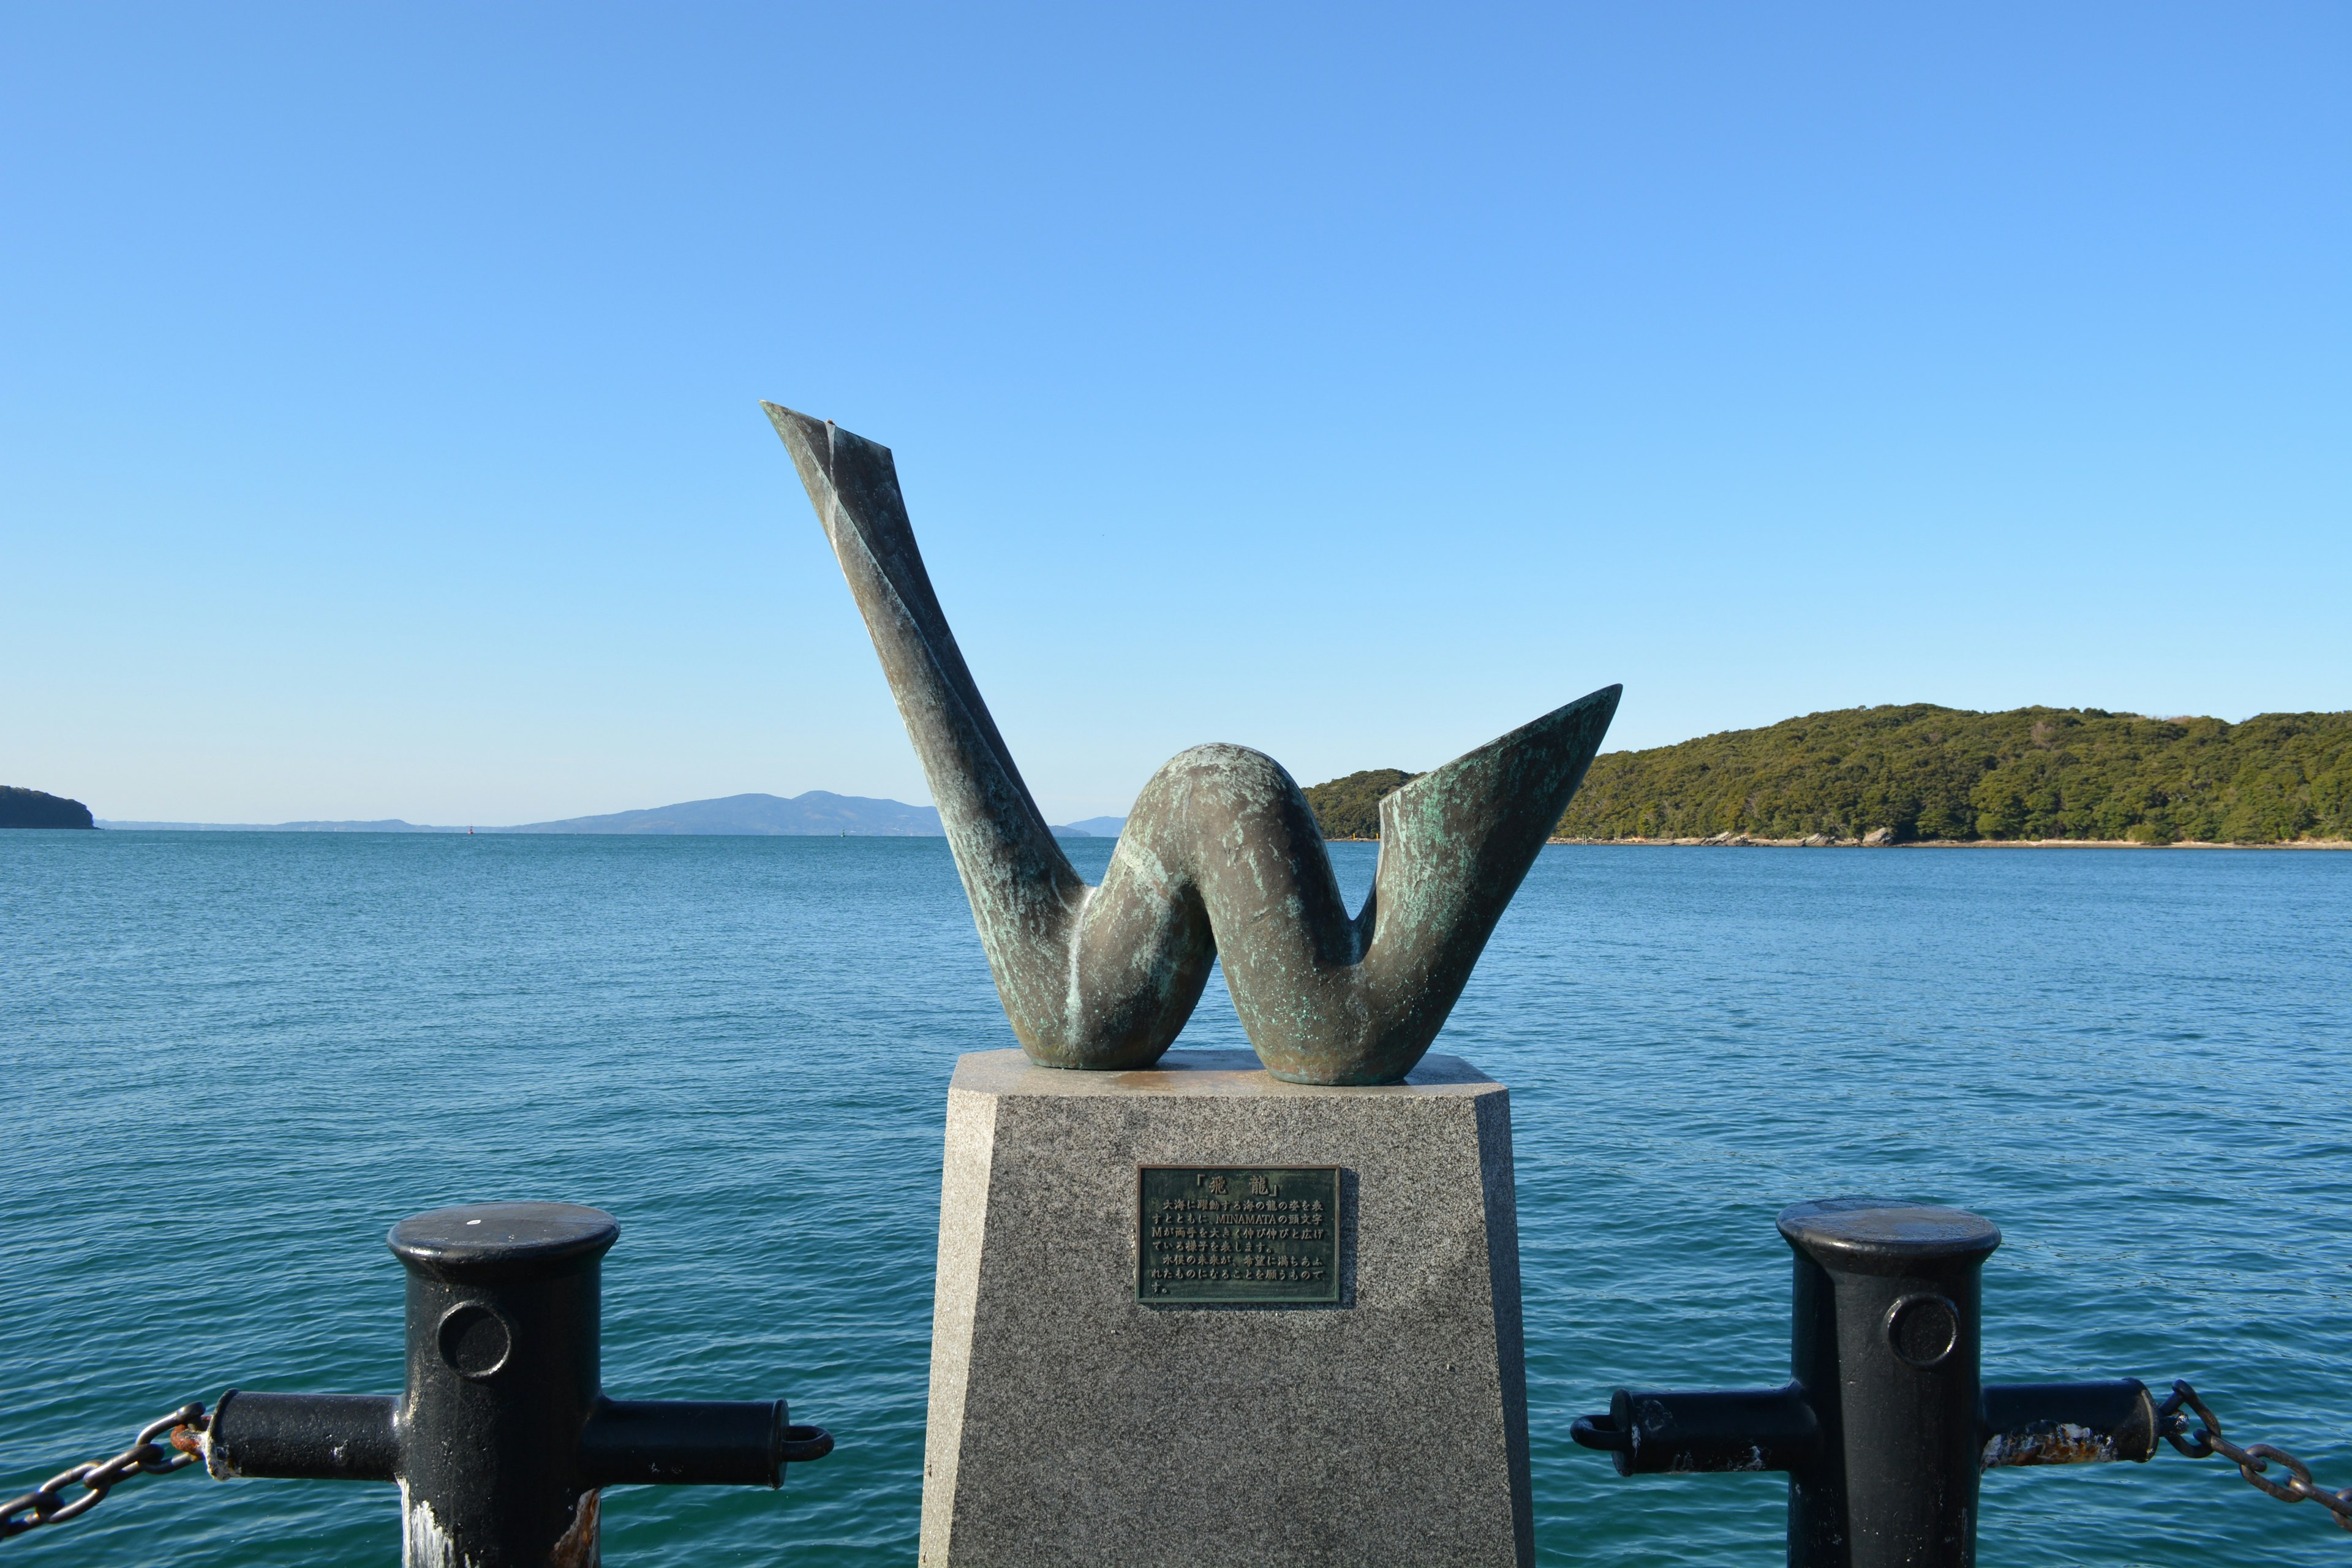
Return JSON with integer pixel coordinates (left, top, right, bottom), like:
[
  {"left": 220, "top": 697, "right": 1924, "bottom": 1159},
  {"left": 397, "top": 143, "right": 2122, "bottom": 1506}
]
[{"left": 920, "top": 1049, "right": 1533, "bottom": 1568}]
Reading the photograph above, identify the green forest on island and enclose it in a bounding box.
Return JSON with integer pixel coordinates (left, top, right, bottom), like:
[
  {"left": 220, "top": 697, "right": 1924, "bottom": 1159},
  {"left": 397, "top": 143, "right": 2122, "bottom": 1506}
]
[{"left": 1300, "top": 707, "right": 2352, "bottom": 845}]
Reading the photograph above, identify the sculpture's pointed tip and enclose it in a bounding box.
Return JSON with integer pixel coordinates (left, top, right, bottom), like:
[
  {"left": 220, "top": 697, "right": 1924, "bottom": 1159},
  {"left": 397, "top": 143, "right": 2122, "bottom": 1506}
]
[
  {"left": 760, "top": 400, "right": 824, "bottom": 440},
  {"left": 761, "top": 401, "right": 845, "bottom": 514},
  {"left": 1543, "top": 682, "right": 1623, "bottom": 741},
  {"left": 1388, "top": 682, "right": 1622, "bottom": 828},
  {"left": 761, "top": 402, "right": 842, "bottom": 491},
  {"left": 761, "top": 402, "right": 890, "bottom": 473},
  {"left": 1510, "top": 682, "right": 1622, "bottom": 747}
]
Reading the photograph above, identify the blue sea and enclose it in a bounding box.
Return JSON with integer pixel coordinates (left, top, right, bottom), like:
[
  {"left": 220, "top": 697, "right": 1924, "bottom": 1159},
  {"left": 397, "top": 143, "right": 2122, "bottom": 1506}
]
[{"left": 4, "top": 832, "right": 2348, "bottom": 1566}]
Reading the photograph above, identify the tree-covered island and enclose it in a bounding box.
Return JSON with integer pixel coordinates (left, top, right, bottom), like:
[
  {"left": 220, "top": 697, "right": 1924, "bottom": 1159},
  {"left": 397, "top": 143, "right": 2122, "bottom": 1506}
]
[
  {"left": 1, "top": 786, "right": 96, "bottom": 829},
  {"left": 1302, "top": 706, "right": 2352, "bottom": 845}
]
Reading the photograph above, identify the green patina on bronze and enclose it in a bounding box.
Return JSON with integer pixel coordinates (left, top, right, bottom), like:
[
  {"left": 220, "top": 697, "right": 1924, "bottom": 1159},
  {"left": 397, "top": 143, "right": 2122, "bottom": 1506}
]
[
  {"left": 764, "top": 402, "right": 1618, "bottom": 1085},
  {"left": 1139, "top": 1166, "right": 1340, "bottom": 1305}
]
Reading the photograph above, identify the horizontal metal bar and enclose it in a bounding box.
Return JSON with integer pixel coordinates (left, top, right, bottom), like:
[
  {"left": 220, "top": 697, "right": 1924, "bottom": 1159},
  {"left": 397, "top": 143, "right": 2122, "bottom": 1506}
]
[
  {"left": 1594, "top": 1385, "right": 1818, "bottom": 1477},
  {"left": 205, "top": 1390, "right": 398, "bottom": 1482},
  {"left": 1981, "top": 1379, "right": 2157, "bottom": 1468},
  {"left": 579, "top": 1398, "right": 791, "bottom": 1488}
]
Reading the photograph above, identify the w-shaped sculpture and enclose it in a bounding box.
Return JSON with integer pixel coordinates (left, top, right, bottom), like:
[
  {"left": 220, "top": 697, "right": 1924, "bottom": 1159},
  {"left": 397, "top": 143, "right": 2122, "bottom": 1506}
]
[{"left": 766, "top": 404, "right": 1618, "bottom": 1085}]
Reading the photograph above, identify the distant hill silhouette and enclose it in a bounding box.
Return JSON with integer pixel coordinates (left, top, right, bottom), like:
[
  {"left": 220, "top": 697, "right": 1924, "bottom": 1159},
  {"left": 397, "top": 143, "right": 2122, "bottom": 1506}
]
[
  {"left": 98, "top": 818, "right": 455, "bottom": 832},
  {"left": 503, "top": 791, "right": 943, "bottom": 835},
  {"left": 2, "top": 786, "right": 95, "bottom": 829},
  {"left": 96, "top": 790, "right": 1128, "bottom": 839}
]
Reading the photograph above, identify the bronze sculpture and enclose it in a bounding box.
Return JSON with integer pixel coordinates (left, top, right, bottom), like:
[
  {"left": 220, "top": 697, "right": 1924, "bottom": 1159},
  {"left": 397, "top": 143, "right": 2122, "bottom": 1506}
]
[{"left": 766, "top": 403, "right": 1617, "bottom": 1085}]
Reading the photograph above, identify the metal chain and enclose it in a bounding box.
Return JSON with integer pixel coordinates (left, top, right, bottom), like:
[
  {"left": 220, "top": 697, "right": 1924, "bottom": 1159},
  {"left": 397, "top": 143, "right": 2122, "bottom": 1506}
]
[
  {"left": 2158, "top": 1382, "right": 2352, "bottom": 1536},
  {"left": 0, "top": 1404, "right": 208, "bottom": 1543},
  {"left": 9, "top": 1382, "right": 2343, "bottom": 1548}
]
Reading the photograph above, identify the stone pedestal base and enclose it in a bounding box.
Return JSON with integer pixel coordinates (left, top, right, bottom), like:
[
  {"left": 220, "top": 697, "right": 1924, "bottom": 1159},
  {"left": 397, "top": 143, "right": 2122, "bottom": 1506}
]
[{"left": 920, "top": 1049, "right": 1532, "bottom": 1568}]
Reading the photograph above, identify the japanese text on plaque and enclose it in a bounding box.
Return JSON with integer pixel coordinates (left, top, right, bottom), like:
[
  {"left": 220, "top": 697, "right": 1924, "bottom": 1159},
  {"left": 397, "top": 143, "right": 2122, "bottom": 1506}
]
[{"left": 1137, "top": 1166, "right": 1340, "bottom": 1304}]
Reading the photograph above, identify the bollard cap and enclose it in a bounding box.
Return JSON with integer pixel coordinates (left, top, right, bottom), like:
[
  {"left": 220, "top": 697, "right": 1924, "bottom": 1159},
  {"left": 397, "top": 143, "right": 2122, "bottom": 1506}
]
[
  {"left": 389, "top": 1202, "right": 619, "bottom": 1282},
  {"left": 1777, "top": 1196, "right": 2000, "bottom": 1276}
]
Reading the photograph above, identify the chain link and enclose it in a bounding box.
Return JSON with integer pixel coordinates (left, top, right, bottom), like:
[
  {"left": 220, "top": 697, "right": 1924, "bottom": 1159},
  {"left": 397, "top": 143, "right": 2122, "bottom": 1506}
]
[
  {"left": 2158, "top": 1382, "right": 2352, "bottom": 1536},
  {"left": 0, "top": 1404, "right": 208, "bottom": 1544},
  {"left": 10, "top": 1382, "right": 2345, "bottom": 1548}
]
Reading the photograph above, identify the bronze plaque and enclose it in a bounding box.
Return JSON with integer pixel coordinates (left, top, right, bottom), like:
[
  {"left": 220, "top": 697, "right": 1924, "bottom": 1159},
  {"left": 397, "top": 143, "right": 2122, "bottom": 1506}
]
[{"left": 1137, "top": 1166, "right": 1340, "bottom": 1305}]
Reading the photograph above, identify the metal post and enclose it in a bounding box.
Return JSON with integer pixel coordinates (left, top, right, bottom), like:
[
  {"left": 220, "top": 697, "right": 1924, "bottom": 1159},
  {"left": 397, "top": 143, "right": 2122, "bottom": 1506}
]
[
  {"left": 1572, "top": 1196, "right": 2156, "bottom": 1568},
  {"left": 205, "top": 1202, "right": 831, "bottom": 1567},
  {"left": 1782, "top": 1196, "right": 1997, "bottom": 1565}
]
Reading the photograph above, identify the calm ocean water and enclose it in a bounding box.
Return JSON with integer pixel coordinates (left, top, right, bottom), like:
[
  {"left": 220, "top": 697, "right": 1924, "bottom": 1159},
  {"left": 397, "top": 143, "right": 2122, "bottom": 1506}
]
[{"left": 3, "top": 832, "right": 2347, "bottom": 1566}]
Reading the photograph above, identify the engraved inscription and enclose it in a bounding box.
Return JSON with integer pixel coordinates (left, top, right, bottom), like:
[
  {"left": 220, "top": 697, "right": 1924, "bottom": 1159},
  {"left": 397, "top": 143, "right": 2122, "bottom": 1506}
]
[{"left": 1137, "top": 1166, "right": 1340, "bottom": 1305}]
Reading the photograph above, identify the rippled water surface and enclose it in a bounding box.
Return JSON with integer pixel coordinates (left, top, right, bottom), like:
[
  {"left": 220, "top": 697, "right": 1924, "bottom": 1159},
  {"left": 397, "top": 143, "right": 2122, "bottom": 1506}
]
[{"left": 4, "top": 832, "right": 2347, "bottom": 1566}]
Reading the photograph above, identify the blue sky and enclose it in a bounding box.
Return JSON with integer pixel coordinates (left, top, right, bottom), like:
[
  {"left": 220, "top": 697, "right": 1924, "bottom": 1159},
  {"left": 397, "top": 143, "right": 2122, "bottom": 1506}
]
[{"left": 4, "top": 4, "right": 2345, "bottom": 825}]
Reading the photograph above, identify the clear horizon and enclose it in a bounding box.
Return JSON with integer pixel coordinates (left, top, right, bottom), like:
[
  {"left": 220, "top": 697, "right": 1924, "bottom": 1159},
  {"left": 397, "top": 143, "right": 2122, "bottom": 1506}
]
[
  {"left": 61, "top": 699, "right": 2331, "bottom": 828},
  {"left": 6, "top": 4, "right": 2345, "bottom": 824}
]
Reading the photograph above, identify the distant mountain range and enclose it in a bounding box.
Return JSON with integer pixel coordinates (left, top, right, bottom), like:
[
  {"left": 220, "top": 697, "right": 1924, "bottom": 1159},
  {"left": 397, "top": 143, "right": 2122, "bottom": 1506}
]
[
  {"left": 94, "top": 791, "right": 1128, "bottom": 839},
  {"left": 96, "top": 816, "right": 459, "bottom": 834},
  {"left": 502, "top": 791, "right": 945, "bottom": 835}
]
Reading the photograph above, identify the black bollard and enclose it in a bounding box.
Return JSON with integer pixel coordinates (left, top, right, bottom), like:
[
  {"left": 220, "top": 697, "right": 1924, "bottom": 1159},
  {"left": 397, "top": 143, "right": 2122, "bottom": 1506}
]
[
  {"left": 1785, "top": 1196, "right": 1997, "bottom": 1561},
  {"left": 1572, "top": 1197, "right": 2155, "bottom": 1568},
  {"left": 205, "top": 1202, "right": 831, "bottom": 1566}
]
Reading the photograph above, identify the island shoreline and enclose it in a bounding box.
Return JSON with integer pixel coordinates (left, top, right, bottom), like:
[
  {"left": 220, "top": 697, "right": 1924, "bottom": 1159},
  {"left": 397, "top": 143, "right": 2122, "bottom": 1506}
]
[
  {"left": 1539, "top": 836, "right": 2352, "bottom": 850},
  {"left": 1310, "top": 835, "right": 2352, "bottom": 850}
]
